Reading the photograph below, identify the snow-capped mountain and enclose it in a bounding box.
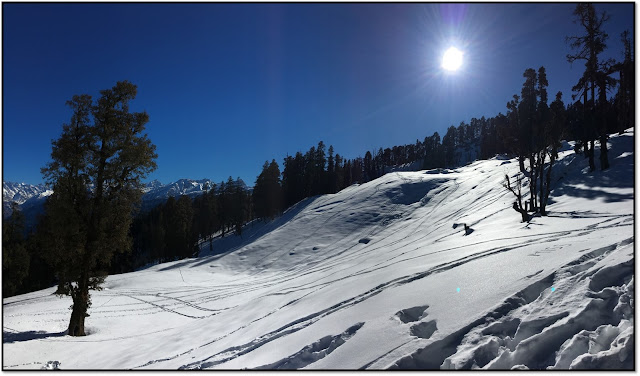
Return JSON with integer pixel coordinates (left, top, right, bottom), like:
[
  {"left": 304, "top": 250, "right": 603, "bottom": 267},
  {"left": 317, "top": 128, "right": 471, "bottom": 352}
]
[
  {"left": 3, "top": 182, "right": 48, "bottom": 205},
  {"left": 142, "top": 178, "right": 212, "bottom": 199},
  {"left": 3, "top": 130, "right": 633, "bottom": 370},
  {"left": 2, "top": 182, "right": 50, "bottom": 217},
  {"left": 3, "top": 178, "right": 217, "bottom": 226},
  {"left": 140, "top": 178, "right": 214, "bottom": 210}
]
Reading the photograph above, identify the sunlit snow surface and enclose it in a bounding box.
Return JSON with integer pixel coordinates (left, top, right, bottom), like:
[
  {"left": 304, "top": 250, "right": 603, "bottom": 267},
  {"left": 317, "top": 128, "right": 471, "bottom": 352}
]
[{"left": 3, "top": 131, "right": 634, "bottom": 370}]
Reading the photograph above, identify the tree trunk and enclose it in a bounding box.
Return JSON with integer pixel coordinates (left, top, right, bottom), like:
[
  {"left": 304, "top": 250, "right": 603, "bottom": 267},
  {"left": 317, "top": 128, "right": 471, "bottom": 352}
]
[
  {"left": 583, "top": 138, "right": 590, "bottom": 159},
  {"left": 68, "top": 301, "right": 86, "bottom": 336},
  {"left": 540, "top": 151, "right": 555, "bottom": 216},
  {"left": 538, "top": 151, "right": 546, "bottom": 213},
  {"left": 588, "top": 139, "right": 596, "bottom": 172},
  {"left": 513, "top": 201, "right": 529, "bottom": 222},
  {"left": 599, "top": 134, "right": 609, "bottom": 170},
  {"left": 67, "top": 280, "right": 89, "bottom": 336},
  {"left": 529, "top": 156, "right": 537, "bottom": 211},
  {"left": 518, "top": 155, "right": 525, "bottom": 173}
]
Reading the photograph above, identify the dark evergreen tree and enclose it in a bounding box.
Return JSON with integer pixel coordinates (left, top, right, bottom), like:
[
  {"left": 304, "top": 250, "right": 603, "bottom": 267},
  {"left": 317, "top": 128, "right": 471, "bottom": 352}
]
[
  {"left": 614, "top": 30, "right": 634, "bottom": 134},
  {"left": 327, "top": 145, "right": 336, "bottom": 193},
  {"left": 442, "top": 126, "right": 457, "bottom": 167},
  {"left": 229, "top": 177, "right": 248, "bottom": 236},
  {"left": 266, "top": 160, "right": 283, "bottom": 217},
  {"left": 595, "top": 62, "right": 616, "bottom": 170},
  {"left": 253, "top": 160, "right": 283, "bottom": 220},
  {"left": 282, "top": 152, "right": 306, "bottom": 208},
  {"left": 40, "top": 81, "right": 157, "bottom": 336},
  {"left": 566, "top": 3, "right": 610, "bottom": 172},
  {"left": 314, "top": 141, "right": 327, "bottom": 195},
  {"left": 2, "top": 203, "right": 30, "bottom": 297},
  {"left": 503, "top": 95, "right": 524, "bottom": 171},
  {"left": 422, "top": 132, "right": 442, "bottom": 169},
  {"left": 351, "top": 157, "right": 364, "bottom": 184},
  {"left": 217, "top": 181, "right": 229, "bottom": 236},
  {"left": 151, "top": 209, "right": 167, "bottom": 261},
  {"left": 539, "top": 91, "right": 567, "bottom": 215},
  {"left": 24, "top": 218, "right": 57, "bottom": 294},
  {"left": 363, "top": 151, "right": 373, "bottom": 182},
  {"left": 334, "top": 153, "right": 344, "bottom": 192},
  {"left": 172, "top": 195, "right": 196, "bottom": 258}
]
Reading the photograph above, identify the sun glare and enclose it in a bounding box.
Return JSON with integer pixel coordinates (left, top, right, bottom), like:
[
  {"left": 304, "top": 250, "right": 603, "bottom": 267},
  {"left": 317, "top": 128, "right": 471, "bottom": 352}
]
[{"left": 442, "top": 47, "right": 463, "bottom": 72}]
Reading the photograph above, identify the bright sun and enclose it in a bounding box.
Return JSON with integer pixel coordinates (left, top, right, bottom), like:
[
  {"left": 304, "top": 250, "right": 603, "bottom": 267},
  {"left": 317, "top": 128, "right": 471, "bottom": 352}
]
[{"left": 442, "top": 47, "right": 463, "bottom": 71}]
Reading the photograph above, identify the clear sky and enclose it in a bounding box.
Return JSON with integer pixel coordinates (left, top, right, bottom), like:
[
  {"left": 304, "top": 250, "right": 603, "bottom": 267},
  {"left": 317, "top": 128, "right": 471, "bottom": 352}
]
[{"left": 3, "top": 3, "right": 634, "bottom": 186}]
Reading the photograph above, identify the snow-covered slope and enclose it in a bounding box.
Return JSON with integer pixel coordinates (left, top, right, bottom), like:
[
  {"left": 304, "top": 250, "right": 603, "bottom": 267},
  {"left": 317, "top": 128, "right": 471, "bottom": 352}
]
[{"left": 2, "top": 131, "right": 633, "bottom": 370}]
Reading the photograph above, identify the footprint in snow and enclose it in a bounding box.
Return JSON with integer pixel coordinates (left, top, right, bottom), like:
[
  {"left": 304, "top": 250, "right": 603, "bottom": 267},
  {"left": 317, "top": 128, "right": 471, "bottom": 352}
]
[
  {"left": 410, "top": 320, "right": 438, "bottom": 339},
  {"left": 395, "top": 305, "right": 429, "bottom": 323}
]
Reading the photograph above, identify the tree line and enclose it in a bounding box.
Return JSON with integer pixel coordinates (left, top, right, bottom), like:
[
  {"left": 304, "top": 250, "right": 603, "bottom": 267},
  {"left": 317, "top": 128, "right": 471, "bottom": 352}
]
[
  {"left": 502, "top": 4, "right": 633, "bottom": 221},
  {"left": 128, "top": 177, "right": 252, "bottom": 267}
]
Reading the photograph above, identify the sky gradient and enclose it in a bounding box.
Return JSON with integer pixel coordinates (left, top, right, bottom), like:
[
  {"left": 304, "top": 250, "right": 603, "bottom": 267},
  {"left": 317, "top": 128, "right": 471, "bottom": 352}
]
[{"left": 3, "top": 3, "right": 634, "bottom": 186}]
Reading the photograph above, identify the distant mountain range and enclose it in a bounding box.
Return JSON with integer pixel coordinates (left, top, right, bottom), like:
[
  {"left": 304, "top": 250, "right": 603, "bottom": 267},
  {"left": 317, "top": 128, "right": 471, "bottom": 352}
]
[
  {"left": 139, "top": 178, "right": 214, "bottom": 211},
  {"left": 3, "top": 182, "right": 52, "bottom": 219},
  {"left": 3, "top": 178, "right": 225, "bottom": 228}
]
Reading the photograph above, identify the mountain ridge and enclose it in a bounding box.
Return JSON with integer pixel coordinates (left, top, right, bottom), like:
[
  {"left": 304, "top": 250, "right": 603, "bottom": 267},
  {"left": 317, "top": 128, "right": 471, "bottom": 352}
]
[{"left": 2, "top": 178, "right": 225, "bottom": 223}]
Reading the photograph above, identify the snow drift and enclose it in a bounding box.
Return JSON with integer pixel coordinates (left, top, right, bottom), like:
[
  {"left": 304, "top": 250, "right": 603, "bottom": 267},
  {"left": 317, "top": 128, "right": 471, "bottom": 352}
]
[{"left": 2, "top": 130, "right": 634, "bottom": 370}]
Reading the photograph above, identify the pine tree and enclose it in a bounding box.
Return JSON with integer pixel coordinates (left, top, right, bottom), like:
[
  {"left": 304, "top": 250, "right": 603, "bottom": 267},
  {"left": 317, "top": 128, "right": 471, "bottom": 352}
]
[
  {"left": 363, "top": 151, "right": 373, "bottom": 182},
  {"left": 614, "top": 30, "right": 634, "bottom": 134},
  {"left": 442, "top": 126, "right": 457, "bottom": 167},
  {"left": 595, "top": 61, "right": 616, "bottom": 170},
  {"left": 253, "top": 161, "right": 270, "bottom": 220},
  {"left": 519, "top": 69, "right": 538, "bottom": 194},
  {"left": 334, "top": 153, "right": 344, "bottom": 192},
  {"left": 164, "top": 195, "right": 195, "bottom": 259},
  {"left": 266, "top": 160, "right": 283, "bottom": 217},
  {"left": 194, "top": 183, "right": 212, "bottom": 245},
  {"left": 327, "top": 145, "right": 336, "bottom": 194},
  {"left": 503, "top": 95, "right": 524, "bottom": 172},
  {"left": 40, "top": 81, "right": 157, "bottom": 336},
  {"left": 566, "top": 3, "right": 610, "bottom": 172},
  {"left": 228, "top": 177, "right": 247, "bottom": 236},
  {"left": 2, "top": 203, "right": 30, "bottom": 297},
  {"left": 253, "top": 160, "right": 283, "bottom": 220},
  {"left": 539, "top": 91, "right": 567, "bottom": 215},
  {"left": 217, "top": 181, "right": 229, "bottom": 236},
  {"left": 313, "top": 141, "right": 327, "bottom": 195}
]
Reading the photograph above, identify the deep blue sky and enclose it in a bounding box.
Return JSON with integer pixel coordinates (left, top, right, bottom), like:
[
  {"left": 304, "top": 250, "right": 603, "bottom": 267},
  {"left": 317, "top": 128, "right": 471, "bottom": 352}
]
[{"left": 3, "top": 3, "right": 634, "bottom": 186}]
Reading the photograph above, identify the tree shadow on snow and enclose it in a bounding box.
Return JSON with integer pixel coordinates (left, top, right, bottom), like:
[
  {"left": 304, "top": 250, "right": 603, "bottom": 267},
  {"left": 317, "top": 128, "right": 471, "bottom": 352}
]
[
  {"left": 550, "top": 135, "right": 633, "bottom": 203},
  {"left": 157, "top": 259, "right": 196, "bottom": 271},
  {"left": 3, "top": 330, "right": 66, "bottom": 344},
  {"left": 546, "top": 210, "right": 631, "bottom": 220}
]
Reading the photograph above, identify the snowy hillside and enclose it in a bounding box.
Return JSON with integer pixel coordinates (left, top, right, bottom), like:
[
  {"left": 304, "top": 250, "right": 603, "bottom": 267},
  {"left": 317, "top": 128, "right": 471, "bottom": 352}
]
[{"left": 2, "top": 131, "right": 633, "bottom": 370}]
